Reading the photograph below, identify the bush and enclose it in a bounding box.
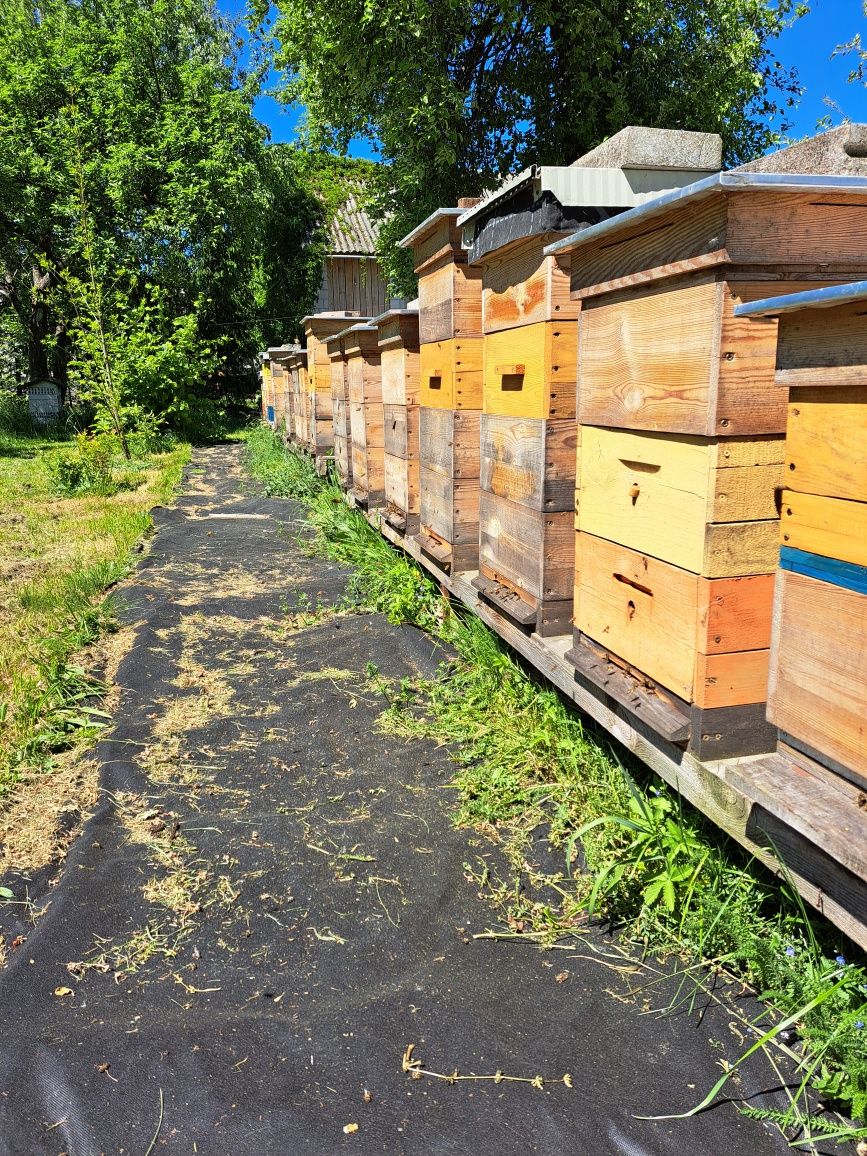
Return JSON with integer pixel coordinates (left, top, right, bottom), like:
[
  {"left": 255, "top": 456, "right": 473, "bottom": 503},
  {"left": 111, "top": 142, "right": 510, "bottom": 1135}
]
[{"left": 47, "top": 432, "right": 127, "bottom": 495}]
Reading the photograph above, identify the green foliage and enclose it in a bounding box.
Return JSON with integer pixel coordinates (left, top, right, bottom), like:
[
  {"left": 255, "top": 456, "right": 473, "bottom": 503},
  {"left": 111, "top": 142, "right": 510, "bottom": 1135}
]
[
  {"left": 0, "top": 0, "right": 325, "bottom": 424},
  {"left": 274, "top": 0, "right": 804, "bottom": 293},
  {"left": 245, "top": 427, "right": 867, "bottom": 1136}
]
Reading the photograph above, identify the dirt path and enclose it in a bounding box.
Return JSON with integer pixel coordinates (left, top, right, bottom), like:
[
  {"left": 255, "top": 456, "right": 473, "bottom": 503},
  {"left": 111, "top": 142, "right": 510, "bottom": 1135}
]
[{"left": 0, "top": 447, "right": 797, "bottom": 1154}]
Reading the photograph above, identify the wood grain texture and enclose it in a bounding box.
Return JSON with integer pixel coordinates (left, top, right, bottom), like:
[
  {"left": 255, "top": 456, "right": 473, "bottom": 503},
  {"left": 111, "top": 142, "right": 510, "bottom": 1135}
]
[
  {"left": 482, "top": 235, "right": 578, "bottom": 333},
  {"left": 483, "top": 321, "right": 578, "bottom": 419},
  {"left": 774, "top": 299, "right": 867, "bottom": 387},
  {"left": 381, "top": 345, "right": 420, "bottom": 406},
  {"left": 579, "top": 427, "right": 784, "bottom": 575},
  {"left": 478, "top": 491, "right": 574, "bottom": 603},
  {"left": 780, "top": 546, "right": 867, "bottom": 596},
  {"left": 575, "top": 533, "right": 773, "bottom": 704},
  {"left": 419, "top": 409, "right": 481, "bottom": 561},
  {"left": 383, "top": 403, "right": 418, "bottom": 460},
  {"left": 785, "top": 385, "right": 867, "bottom": 502},
  {"left": 419, "top": 338, "right": 484, "bottom": 409},
  {"left": 781, "top": 489, "right": 867, "bottom": 567},
  {"left": 419, "top": 260, "right": 483, "bottom": 343},
  {"left": 410, "top": 214, "right": 464, "bottom": 273},
  {"left": 768, "top": 568, "right": 867, "bottom": 779},
  {"left": 480, "top": 415, "right": 577, "bottom": 511},
  {"left": 578, "top": 278, "right": 789, "bottom": 436},
  {"left": 570, "top": 196, "right": 729, "bottom": 297},
  {"left": 726, "top": 190, "right": 867, "bottom": 269}
]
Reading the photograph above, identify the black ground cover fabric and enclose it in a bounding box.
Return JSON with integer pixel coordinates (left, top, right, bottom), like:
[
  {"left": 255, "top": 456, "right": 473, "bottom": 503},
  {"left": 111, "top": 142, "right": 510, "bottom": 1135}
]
[{"left": 0, "top": 447, "right": 812, "bottom": 1154}]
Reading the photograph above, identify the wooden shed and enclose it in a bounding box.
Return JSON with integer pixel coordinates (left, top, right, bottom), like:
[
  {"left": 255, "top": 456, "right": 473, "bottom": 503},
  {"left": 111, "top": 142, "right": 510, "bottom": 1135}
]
[
  {"left": 399, "top": 204, "right": 484, "bottom": 573},
  {"left": 312, "top": 192, "right": 389, "bottom": 317},
  {"left": 545, "top": 172, "right": 867, "bottom": 759},
  {"left": 375, "top": 305, "right": 421, "bottom": 535}
]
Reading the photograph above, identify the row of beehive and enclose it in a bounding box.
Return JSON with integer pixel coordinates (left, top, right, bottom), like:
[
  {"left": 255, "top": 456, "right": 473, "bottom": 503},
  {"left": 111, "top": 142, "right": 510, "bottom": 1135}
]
[{"left": 263, "top": 172, "right": 867, "bottom": 789}]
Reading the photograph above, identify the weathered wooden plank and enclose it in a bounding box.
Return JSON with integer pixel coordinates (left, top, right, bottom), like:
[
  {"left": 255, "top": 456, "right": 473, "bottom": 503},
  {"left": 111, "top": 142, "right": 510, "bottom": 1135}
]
[
  {"left": 419, "top": 260, "right": 483, "bottom": 343},
  {"left": 383, "top": 403, "right": 417, "bottom": 460},
  {"left": 767, "top": 567, "right": 867, "bottom": 781},
  {"left": 726, "top": 190, "right": 867, "bottom": 269},
  {"left": 570, "top": 196, "right": 729, "bottom": 297},
  {"left": 773, "top": 300, "right": 867, "bottom": 388},
  {"left": 482, "top": 235, "right": 578, "bottom": 333},
  {"left": 483, "top": 321, "right": 578, "bottom": 420},
  {"left": 785, "top": 385, "right": 867, "bottom": 503},
  {"left": 381, "top": 345, "right": 420, "bottom": 406},
  {"left": 781, "top": 489, "right": 867, "bottom": 567},
  {"left": 480, "top": 415, "right": 577, "bottom": 512},
  {"left": 478, "top": 491, "right": 574, "bottom": 604},
  {"left": 579, "top": 427, "right": 784, "bottom": 576}
]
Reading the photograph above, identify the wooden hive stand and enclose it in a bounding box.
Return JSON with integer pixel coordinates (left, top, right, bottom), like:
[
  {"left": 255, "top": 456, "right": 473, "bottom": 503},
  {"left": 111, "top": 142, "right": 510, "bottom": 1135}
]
[
  {"left": 467, "top": 227, "right": 581, "bottom": 636},
  {"left": 546, "top": 172, "right": 867, "bottom": 760},
  {"left": 302, "top": 312, "right": 364, "bottom": 468},
  {"left": 400, "top": 204, "right": 484, "bottom": 573},
  {"left": 343, "top": 322, "right": 384, "bottom": 511},
  {"left": 376, "top": 306, "right": 421, "bottom": 535},
  {"left": 325, "top": 330, "right": 352, "bottom": 489}
]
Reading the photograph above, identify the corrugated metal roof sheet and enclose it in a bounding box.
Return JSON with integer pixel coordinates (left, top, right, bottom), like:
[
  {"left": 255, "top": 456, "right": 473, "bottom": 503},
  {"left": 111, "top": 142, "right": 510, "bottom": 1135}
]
[{"left": 327, "top": 191, "right": 379, "bottom": 255}]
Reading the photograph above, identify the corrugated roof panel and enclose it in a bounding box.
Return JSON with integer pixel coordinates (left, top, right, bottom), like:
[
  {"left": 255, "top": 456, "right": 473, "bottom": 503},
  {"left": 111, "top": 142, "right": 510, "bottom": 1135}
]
[{"left": 327, "top": 191, "right": 380, "bottom": 255}]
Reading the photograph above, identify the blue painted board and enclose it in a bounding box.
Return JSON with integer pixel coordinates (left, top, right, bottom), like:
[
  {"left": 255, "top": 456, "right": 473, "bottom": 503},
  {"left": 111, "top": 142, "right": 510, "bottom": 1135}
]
[{"left": 779, "top": 546, "right": 867, "bottom": 596}]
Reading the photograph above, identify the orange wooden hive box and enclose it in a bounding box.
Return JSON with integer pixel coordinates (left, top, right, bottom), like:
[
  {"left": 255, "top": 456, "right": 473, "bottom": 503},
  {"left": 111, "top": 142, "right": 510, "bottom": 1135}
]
[
  {"left": 546, "top": 171, "right": 867, "bottom": 759},
  {"left": 302, "top": 312, "right": 363, "bottom": 464}
]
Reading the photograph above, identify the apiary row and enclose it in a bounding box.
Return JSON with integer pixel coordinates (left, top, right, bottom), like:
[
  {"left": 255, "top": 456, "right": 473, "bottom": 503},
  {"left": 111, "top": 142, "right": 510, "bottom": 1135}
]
[{"left": 262, "top": 137, "right": 867, "bottom": 818}]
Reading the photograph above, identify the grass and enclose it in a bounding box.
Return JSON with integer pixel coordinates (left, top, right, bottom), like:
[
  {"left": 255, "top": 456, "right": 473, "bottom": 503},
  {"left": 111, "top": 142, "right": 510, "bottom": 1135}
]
[
  {"left": 0, "top": 425, "right": 190, "bottom": 799},
  {"left": 245, "top": 427, "right": 867, "bottom": 1148}
]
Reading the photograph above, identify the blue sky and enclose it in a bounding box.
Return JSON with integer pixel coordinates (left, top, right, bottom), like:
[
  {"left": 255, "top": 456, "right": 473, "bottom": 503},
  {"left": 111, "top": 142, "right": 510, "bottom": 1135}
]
[{"left": 235, "top": 1, "right": 867, "bottom": 159}]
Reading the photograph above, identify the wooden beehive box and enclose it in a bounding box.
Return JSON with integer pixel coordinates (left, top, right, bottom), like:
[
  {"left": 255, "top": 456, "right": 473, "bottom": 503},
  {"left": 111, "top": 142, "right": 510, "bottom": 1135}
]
[
  {"left": 401, "top": 205, "right": 485, "bottom": 573},
  {"left": 302, "top": 312, "right": 363, "bottom": 459},
  {"left": 464, "top": 230, "right": 580, "bottom": 633},
  {"left": 326, "top": 331, "right": 352, "bottom": 489},
  {"left": 739, "top": 281, "right": 867, "bottom": 790},
  {"left": 291, "top": 351, "right": 308, "bottom": 444},
  {"left": 261, "top": 352, "right": 275, "bottom": 425},
  {"left": 549, "top": 174, "right": 867, "bottom": 758},
  {"left": 377, "top": 308, "right": 420, "bottom": 534},
  {"left": 344, "top": 323, "right": 384, "bottom": 509}
]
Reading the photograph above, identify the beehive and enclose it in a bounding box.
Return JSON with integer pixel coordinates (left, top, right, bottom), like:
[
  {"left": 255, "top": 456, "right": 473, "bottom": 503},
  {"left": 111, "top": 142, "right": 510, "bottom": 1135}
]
[
  {"left": 343, "top": 323, "right": 384, "bottom": 509},
  {"left": 290, "top": 350, "right": 308, "bottom": 444},
  {"left": 376, "top": 307, "right": 420, "bottom": 534},
  {"left": 460, "top": 227, "right": 579, "bottom": 633},
  {"left": 302, "top": 312, "right": 364, "bottom": 460},
  {"left": 400, "top": 206, "right": 484, "bottom": 572},
  {"left": 739, "top": 281, "right": 867, "bottom": 790},
  {"left": 261, "top": 352, "right": 274, "bottom": 425},
  {"left": 326, "top": 330, "right": 352, "bottom": 489},
  {"left": 547, "top": 173, "right": 867, "bottom": 758}
]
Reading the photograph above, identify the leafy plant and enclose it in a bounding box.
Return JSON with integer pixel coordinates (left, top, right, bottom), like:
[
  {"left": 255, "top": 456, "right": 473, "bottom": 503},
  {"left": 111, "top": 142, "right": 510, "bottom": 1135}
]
[{"left": 573, "top": 770, "right": 709, "bottom": 917}]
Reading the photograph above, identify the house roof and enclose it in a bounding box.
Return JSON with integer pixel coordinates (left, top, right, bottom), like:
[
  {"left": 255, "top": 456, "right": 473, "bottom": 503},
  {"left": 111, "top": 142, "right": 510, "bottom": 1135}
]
[{"left": 327, "top": 191, "right": 379, "bottom": 256}]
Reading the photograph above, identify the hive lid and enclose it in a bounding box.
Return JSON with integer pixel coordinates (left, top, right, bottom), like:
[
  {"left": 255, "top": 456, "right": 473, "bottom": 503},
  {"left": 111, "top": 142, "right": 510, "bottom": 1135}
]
[
  {"left": 544, "top": 171, "right": 867, "bottom": 259},
  {"left": 397, "top": 208, "right": 463, "bottom": 250},
  {"left": 735, "top": 279, "right": 867, "bottom": 320}
]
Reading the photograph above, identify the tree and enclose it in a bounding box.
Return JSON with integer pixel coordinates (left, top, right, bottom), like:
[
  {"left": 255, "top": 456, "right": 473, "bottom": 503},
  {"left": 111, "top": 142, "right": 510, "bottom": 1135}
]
[
  {"left": 274, "top": 0, "right": 804, "bottom": 293},
  {"left": 0, "top": 0, "right": 324, "bottom": 431}
]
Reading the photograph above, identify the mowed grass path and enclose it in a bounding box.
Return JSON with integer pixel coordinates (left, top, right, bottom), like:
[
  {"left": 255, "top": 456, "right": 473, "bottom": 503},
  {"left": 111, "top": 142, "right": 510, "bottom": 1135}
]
[{"left": 0, "top": 431, "right": 189, "bottom": 796}]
